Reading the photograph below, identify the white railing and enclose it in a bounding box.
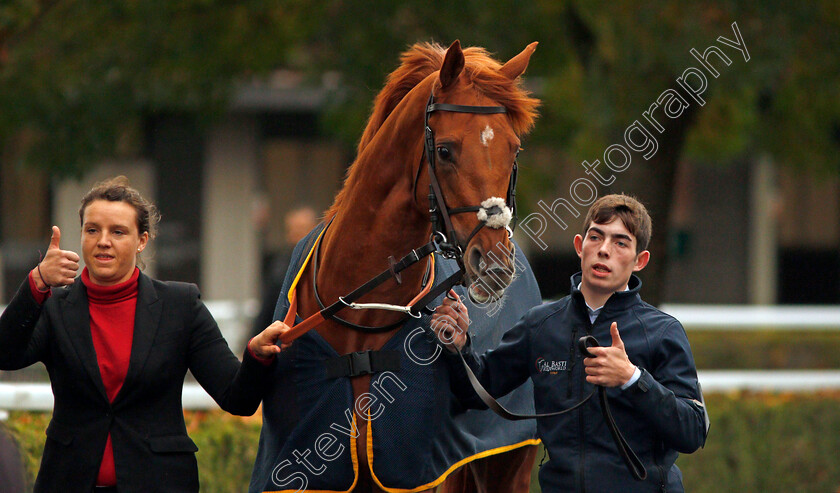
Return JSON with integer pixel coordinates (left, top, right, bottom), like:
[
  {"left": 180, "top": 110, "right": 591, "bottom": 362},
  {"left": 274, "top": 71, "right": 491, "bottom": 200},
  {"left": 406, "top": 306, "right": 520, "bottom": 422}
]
[
  {"left": 3, "top": 370, "right": 839, "bottom": 413},
  {"left": 0, "top": 383, "right": 217, "bottom": 411},
  {"left": 697, "top": 370, "right": 840, "bottom": 391},
  {"left": 660, "top": 304, "right": 840, "bottom": 330}
]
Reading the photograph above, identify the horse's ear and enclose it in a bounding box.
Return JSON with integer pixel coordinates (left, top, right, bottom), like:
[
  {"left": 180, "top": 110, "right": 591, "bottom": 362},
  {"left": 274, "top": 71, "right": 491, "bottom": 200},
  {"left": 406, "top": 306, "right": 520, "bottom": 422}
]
[
  {"left": 439, "top": 40, "right": 465, "bottom": 89},
  {"left": 500, "top": 42, "right": 538, "bottom": 80}
]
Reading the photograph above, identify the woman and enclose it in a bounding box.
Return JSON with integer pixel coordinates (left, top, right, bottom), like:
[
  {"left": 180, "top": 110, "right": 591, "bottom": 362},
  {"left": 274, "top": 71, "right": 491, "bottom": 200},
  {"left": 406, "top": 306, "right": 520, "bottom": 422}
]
[{"left": 0, "top": 177, "right": 288, "bottom": 492}]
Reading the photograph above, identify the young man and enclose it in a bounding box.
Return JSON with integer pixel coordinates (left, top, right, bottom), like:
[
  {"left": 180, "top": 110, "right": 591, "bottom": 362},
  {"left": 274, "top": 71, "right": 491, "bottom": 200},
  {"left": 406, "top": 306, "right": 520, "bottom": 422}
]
[{"left": 433, "top": 194, "right": 708, "bottom": 493}]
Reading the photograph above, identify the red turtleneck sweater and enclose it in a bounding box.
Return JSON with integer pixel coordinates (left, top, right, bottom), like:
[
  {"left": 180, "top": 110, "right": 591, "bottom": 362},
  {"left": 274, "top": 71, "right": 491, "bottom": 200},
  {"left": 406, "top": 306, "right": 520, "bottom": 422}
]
[{"left": 83, "top": 267, "right": 140, "bottom": 486}]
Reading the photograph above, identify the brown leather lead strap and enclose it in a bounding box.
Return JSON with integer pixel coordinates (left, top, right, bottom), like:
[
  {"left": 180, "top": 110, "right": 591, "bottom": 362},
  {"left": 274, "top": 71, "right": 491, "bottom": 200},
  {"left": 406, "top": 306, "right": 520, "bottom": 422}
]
[
  {"left": 455, "top": 348, "right": 595, "bottom": 421},
  {"left": 279, "top": 246, "right": 440, "bottom": 343},
  {"left": 579, "top": 335, "right": 647, "bottom": 481},
  {"left": 450, "top": 337, "right": 647, "bottom": 481},
  {"left": 279, "top": 291, "right": 326, "bottom": 344}
]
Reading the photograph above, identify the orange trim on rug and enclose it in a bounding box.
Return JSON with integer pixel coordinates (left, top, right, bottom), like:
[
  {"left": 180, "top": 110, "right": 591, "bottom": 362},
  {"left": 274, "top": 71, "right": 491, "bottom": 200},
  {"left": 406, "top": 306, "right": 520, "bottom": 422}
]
[
  {"left": 366, "top": 408, "right": 541, "bottom": 492},
  {"left": 287, "top": 224, "right": 330, "bottom": 304}
]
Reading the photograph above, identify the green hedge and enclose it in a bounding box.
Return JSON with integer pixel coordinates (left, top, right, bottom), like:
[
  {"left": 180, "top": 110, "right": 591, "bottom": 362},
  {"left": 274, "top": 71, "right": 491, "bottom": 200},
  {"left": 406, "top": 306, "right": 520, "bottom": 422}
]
[
  {"left": 3, "top": 411, "right": 262, "bottom": 493},
  {"left": 2, "top": 412, "right": 48, "bottom": 487},
  {"left": 6, "top": 393, "right": 840, "bottom": 492},
  {"left": 677, "top": 391, "right": 840, "bottom": 493},
  {"left": 687, "top": 330, "right": 840, "bottom": 369},
  {"left": 527, "top": 392, "right": 840, "bottom": 492}
]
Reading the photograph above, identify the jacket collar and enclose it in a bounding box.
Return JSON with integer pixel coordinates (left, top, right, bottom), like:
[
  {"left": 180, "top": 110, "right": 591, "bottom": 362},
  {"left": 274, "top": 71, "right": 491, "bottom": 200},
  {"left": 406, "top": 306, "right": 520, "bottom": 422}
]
[
  {"left": 569, "top": 272, "right": 643, "bottom": 315},
  {"left": 61, "top": 278, "right": 105, "bottom": 399}
]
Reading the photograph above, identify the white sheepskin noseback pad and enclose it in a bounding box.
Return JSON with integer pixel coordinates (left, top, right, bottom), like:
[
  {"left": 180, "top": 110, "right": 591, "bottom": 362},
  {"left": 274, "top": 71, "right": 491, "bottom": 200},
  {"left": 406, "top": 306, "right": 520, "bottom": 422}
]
[{"left": 476, "top": 197, "right": 512, "bottom": 229}]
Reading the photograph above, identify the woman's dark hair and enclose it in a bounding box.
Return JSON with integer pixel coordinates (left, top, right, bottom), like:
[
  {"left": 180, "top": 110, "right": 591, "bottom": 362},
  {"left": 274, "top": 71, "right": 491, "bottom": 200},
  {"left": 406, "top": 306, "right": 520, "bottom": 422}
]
[{"left": 79, "top": 176, "right": 161, "bottom": 267}]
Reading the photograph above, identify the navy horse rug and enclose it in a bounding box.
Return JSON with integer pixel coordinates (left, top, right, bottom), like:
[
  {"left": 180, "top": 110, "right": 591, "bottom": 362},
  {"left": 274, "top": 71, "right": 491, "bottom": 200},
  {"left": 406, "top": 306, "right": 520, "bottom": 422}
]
[{"left": 248, "top": 224, "right": 541, "bottom": 492}]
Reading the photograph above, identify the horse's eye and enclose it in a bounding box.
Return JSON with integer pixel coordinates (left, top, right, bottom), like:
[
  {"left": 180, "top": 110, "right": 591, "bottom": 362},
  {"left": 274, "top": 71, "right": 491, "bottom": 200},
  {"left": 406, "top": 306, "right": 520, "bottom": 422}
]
[{"left": 436, "top": 145, "right": 452, "bottom": 162}]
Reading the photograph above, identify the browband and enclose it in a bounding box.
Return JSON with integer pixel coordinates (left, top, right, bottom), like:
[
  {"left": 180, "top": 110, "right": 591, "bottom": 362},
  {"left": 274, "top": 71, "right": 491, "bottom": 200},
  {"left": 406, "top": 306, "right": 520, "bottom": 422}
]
[{"left": 427, "top": 103, "right": 507, "bottom": 114}]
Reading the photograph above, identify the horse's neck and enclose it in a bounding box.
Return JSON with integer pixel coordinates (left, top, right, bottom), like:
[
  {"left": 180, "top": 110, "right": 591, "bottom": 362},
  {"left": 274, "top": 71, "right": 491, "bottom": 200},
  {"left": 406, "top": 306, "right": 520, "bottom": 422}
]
[
  {"left": 319, "top": 87, "right": 432, "bottom": 304},
  {"left": 296, "top": 82, "right": 435, "bottom": 345},
  {"left": 317, "top": 200, "right": 431, "bottom": 307},
  {"left": 292, "top": 201, "right": 430, "bottom": 353}
]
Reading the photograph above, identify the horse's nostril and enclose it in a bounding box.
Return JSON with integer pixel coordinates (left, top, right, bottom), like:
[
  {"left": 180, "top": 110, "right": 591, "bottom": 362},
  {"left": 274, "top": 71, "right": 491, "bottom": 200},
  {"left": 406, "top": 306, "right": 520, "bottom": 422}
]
[{"left": 468, "top": 246, "right": 484, "bottom": 275}]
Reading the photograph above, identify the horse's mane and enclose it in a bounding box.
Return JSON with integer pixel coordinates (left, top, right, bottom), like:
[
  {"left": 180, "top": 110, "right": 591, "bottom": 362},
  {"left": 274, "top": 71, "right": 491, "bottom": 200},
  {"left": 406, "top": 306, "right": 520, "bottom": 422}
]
[{"left": 326, "top": 42, "right": 540, "bottom": 219}]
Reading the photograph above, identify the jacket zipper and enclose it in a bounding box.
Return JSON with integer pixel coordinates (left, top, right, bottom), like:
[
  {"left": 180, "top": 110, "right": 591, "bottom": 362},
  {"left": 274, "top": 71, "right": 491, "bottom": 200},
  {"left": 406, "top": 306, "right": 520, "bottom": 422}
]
[
  {"left": 578, "top": 372, "right": 586, "bottom": 493},
  {"left": 655, "top": 437, "right": 667, "bottom": 492},
  {"left": 567, "top": 326, "right": 578, "bottom": 398},
  {"left": 658, "top": 464, "right": 667, "bottom": 492},
  {"left": 578, "top": 322, "right": 591, "bottom": 493}
]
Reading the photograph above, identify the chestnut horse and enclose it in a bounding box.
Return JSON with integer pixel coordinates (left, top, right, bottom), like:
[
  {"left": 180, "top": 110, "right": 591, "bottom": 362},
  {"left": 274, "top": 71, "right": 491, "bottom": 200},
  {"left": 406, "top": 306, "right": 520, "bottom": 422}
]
[{"left": 271, "top": 41, "right": 540, "bottom": 493}]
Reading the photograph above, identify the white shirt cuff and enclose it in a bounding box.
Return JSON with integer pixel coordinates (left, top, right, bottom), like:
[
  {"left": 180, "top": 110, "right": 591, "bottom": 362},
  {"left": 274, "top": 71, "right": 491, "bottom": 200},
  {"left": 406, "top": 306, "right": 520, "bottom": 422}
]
[{"left": 621, "top": 366, "right": 641, "bottom": 390}]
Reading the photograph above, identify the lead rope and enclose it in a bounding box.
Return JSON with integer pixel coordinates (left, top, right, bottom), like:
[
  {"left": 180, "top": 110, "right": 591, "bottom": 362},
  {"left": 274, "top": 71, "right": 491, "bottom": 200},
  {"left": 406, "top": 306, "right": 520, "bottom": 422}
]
[
  {"left": 450, "top": 335, "right": 647, "bottom": 481},
  {"left": 579, "top": 335, "right": 647, "bottom": 481}
]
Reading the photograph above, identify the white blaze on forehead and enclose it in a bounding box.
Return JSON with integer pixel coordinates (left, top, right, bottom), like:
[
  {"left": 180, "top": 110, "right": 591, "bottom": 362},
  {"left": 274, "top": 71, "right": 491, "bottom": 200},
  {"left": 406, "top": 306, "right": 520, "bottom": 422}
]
[{"left": 480, "top": 125, "right": 495, "bottom": 147}]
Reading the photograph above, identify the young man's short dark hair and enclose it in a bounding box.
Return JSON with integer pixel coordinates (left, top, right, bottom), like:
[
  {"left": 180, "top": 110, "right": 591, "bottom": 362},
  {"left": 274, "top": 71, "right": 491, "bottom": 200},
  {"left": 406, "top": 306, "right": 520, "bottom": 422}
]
[{"left": 582, "top": 194, "right": 651, "bottom": 253}]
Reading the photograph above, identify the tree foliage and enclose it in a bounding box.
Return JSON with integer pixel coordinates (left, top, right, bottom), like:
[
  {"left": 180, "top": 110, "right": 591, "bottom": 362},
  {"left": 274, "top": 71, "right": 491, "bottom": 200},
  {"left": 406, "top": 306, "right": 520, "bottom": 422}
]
[
  {"left": 2, "top": 1, "right": 837, "bottom": 175},
  {"left": 0, "top": 0, "right": 294, "bottom": 176},
  {"left": 275, "top": 1, "right": 840, "bottom": 172}
]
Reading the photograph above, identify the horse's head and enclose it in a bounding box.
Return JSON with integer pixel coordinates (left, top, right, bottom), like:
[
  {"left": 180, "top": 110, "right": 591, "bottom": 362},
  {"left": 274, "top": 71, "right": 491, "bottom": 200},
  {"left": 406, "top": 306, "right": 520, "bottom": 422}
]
[{"left": 420, "top": 41, "right": 539, "bottom": 304}]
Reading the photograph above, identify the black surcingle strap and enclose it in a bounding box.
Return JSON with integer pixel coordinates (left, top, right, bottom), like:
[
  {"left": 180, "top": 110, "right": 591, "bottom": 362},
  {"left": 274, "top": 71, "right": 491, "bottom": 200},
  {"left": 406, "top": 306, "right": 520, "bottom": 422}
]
[{"left": 324, "top": 350, "right": 401, "bottom": 379}]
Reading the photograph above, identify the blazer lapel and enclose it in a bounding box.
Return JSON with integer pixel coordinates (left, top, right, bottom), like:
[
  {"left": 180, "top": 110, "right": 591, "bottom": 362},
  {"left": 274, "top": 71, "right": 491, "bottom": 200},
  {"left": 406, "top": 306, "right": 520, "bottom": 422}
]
[
  {"left": 60, "top": 280, "right": 109, "bottom": 401},
  {"left": 114, "top": 272, "right": 161, "bottom": 405}
]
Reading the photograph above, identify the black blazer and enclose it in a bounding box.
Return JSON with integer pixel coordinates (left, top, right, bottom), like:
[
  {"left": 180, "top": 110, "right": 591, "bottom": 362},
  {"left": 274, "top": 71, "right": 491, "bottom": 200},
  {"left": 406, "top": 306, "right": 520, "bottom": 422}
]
[{"left": 0, "top": 272, "right": 272, "bottom": 492}]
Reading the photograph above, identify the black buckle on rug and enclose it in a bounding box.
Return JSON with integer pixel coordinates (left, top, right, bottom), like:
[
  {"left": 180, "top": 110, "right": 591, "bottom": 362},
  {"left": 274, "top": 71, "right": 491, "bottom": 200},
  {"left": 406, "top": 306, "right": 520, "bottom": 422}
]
[{"left": 324, "top": 350, "right": 401, "bottom": 378}]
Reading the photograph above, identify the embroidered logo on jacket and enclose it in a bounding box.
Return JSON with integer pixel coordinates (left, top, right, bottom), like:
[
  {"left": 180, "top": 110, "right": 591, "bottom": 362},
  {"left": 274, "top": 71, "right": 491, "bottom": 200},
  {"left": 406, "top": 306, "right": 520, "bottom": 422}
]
[{"left": 535, "top": 357, "right": 567, "bottom": 374}]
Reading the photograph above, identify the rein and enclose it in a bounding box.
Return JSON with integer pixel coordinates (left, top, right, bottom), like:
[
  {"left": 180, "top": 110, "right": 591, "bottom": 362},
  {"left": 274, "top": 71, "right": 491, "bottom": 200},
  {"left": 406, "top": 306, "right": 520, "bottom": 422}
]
[
  {"left": 278, "top": 223, "right": 447, "bottom": 343},
  {"left": 310, "top": 217, "right": 432, "bottom": 333},
  {"left": 450, "top": 334, "right": 647, "bottom": 482}
]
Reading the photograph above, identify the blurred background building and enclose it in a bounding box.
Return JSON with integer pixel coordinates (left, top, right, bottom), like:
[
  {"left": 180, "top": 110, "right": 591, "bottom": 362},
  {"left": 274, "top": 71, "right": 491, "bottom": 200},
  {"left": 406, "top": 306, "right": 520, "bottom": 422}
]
[{"left": 0, "top": 1, "right": 837, "bottom": 307}]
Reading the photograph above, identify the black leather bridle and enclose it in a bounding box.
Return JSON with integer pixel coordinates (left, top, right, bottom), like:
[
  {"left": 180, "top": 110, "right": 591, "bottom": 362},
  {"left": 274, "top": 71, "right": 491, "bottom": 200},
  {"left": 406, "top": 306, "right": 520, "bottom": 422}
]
[
  {"left": 309, "top": 90, "right": 521, "bottom": 333},
  {"left": 423, "top": 92, "right": 519, "bottom": 265}
]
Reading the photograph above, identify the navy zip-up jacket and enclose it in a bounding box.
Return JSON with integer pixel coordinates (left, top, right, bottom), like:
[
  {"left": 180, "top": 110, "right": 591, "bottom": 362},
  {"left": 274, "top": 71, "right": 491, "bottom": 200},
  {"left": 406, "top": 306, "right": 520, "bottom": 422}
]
[{"left": 448, "top": 273, "right": 708, "bottom": 492}]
